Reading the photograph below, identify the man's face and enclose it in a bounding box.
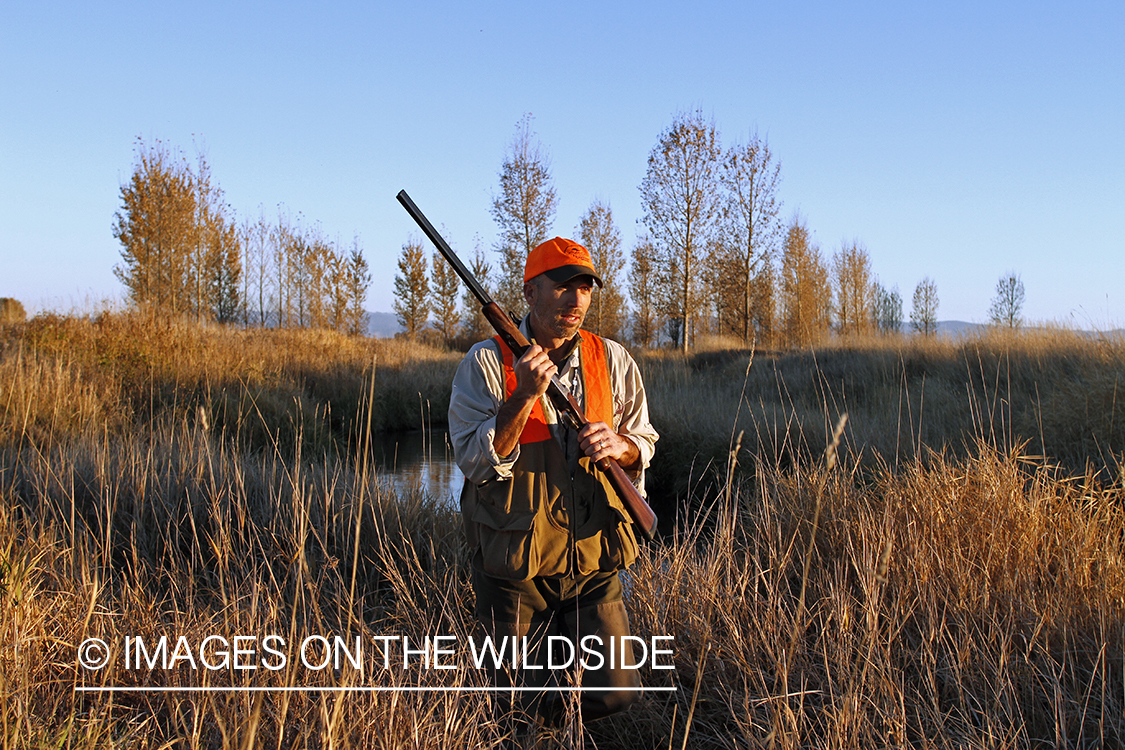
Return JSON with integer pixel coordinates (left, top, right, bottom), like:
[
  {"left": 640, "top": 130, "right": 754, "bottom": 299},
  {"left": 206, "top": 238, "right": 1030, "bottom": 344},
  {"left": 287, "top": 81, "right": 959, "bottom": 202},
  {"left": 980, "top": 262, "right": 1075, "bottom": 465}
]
[{"left": 525, "top": 275, "right": 594, "bottom": 342}]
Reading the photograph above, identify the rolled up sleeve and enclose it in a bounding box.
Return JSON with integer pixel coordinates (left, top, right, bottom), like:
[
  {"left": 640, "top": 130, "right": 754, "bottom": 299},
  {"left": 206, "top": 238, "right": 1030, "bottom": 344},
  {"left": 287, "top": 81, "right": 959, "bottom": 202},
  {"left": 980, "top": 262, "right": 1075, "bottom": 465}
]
[
  {"left": 448, "top": 341, "right": 520, "bottom": 484},
  {"left": 604, "top": 339, "right": 660, "bottom": 495}
]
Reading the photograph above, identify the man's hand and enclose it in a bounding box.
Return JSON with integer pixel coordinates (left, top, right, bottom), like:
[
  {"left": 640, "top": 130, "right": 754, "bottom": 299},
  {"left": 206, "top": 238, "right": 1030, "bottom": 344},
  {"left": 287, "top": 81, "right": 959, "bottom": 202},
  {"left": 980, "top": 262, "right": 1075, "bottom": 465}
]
[
  {"left": 511, "top": 344, "right": 556, "bottom": 402},
  {"left": 578, "top": 422, "right": 641, "bottom": 472},
  {"left": 493, "top": 345, "right": 556, "bottom": 458}
]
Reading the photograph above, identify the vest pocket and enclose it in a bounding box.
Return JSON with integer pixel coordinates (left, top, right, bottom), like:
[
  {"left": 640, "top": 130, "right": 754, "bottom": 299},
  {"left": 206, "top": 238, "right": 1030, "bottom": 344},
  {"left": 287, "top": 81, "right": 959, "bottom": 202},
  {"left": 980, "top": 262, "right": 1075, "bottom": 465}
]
[
  {"left": 470, "top": 499, "right": 538, "bottom": 581},
  {"left": 574, "top": 501, "right": 639, "bottom": 576},
  {"left": 605, "top": 505, "right": 640, "bottom": 570}
]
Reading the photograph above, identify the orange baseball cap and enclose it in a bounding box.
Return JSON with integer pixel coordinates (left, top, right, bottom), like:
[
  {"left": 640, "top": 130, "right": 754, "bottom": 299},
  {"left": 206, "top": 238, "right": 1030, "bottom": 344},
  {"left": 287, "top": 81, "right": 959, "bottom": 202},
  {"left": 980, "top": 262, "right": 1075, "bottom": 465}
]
[{"left": 524, "top": 237, "right": 603, "bottom": 287}]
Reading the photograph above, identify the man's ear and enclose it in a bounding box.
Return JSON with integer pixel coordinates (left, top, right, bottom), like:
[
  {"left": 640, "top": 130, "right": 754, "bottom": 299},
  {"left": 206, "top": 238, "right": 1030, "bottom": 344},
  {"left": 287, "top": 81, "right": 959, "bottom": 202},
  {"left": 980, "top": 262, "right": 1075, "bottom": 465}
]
[{"left": 523, "top": 281, "right": 537, "bottom": 306}]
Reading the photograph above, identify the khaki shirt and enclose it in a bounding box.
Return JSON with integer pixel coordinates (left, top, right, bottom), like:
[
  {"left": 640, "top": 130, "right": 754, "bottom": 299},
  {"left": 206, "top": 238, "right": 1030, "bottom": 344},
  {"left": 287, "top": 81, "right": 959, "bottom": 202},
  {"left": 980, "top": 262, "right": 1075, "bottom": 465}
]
[{"left": 448, "top": 320, "right": 659, "bottom": 497}]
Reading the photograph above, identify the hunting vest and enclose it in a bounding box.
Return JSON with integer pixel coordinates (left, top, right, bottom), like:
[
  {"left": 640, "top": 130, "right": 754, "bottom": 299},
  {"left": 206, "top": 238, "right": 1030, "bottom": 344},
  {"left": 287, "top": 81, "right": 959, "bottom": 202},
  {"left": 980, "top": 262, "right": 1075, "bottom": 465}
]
[{"left": 460, "top": 330, "right": 640, "bottom": 581}]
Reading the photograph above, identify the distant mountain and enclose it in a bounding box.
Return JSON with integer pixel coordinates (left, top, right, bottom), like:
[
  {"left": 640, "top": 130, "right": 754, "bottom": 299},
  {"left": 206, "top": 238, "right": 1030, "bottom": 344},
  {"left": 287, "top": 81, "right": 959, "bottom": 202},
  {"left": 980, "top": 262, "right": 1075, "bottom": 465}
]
[
  {"left": 936, "top": 320, "right": 986, "bottom": 338},
  {"left": 930, "top": 321, "right": 1123, "bottom": 338},
  {"left": 366, "top": 311, "right": 402, "bottom": 338}
]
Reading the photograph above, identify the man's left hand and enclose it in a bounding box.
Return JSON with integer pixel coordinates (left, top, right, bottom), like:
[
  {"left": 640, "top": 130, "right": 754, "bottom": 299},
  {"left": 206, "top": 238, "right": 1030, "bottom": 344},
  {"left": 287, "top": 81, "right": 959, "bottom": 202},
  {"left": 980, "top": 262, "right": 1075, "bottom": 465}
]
[{"left": 578, "top": 422, "right": 640, "bottom": 470}]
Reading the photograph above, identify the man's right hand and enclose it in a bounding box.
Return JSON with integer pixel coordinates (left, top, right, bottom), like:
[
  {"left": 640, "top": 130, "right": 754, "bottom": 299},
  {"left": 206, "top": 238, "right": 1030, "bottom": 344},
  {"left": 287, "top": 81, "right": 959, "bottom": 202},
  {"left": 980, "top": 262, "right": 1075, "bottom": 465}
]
[
  {"left": 511, "top": 344, "right": 557, "bottom": 401},
  {"left": 493, "top": 344, "right": 556, "bottom": 458}
]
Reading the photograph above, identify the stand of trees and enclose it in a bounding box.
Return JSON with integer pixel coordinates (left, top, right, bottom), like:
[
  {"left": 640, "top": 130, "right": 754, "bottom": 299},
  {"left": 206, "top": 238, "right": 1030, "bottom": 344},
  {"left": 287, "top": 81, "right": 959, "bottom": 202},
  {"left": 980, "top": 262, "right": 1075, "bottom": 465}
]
[
  {"left": 872, "top": 281, "right": 904, "bottom": 334},
  {"left": 391, "top": 113, "right": 1027, "bottom": 351},
  {"left": 114, "top": 138, "right": 370, "bottom": 334}
]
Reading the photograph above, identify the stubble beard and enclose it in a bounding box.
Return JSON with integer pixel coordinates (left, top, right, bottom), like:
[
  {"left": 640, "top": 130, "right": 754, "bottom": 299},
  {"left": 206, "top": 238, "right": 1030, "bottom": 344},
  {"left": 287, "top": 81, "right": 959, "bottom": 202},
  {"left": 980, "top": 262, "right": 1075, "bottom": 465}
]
[{"left": 532, "top": 306, "right": 585, "bottom": 342}]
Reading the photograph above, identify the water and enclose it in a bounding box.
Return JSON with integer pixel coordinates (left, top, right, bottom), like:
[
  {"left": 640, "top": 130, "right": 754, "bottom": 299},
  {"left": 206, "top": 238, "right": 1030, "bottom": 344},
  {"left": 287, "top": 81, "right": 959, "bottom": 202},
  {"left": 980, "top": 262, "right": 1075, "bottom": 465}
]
[{"left": 372, "top": 428, "right": 464, "bottom": 504}]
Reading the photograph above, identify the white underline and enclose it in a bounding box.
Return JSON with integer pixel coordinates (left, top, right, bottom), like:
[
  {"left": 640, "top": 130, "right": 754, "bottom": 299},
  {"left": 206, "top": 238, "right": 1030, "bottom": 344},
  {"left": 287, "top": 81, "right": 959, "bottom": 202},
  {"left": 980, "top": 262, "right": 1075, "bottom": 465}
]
[{"left": 75, "top": 686, "right": 676, "bottom": 693}]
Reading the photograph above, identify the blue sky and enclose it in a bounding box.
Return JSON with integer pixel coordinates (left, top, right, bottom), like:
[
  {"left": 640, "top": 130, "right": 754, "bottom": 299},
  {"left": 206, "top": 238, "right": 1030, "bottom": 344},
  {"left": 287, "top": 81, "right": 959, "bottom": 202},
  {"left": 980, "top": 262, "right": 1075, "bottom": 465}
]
[{"left": 3, "top": 1, "right": 1123, "bottom": 327}]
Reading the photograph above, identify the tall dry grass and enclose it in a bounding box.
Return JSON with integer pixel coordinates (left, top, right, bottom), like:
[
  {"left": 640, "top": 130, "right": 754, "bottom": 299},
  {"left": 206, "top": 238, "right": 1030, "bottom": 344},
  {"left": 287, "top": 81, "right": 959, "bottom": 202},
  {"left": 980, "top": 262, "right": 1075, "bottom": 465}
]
[
  {"left": 631, "top": 433, "right": 1125, "bottom": 747},
  {"left": 1, "top": 310, "right": 462, "bottom": 451},
  {"left": 1, "top": 419, "right": 493, "bottom": 747},
  {"left": 642, "top": 327, "right": 1125, "bottom": 504},
  {"left": 2, "top": 314, "right": 1124, "bottom": 747}
]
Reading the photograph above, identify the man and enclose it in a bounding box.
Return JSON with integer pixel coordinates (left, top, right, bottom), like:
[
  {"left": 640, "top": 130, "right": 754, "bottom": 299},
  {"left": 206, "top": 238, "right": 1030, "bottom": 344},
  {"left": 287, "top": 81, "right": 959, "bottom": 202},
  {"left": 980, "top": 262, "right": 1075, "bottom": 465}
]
[{"left": 449, "top": 236, "right": 659, "bottom": 726}]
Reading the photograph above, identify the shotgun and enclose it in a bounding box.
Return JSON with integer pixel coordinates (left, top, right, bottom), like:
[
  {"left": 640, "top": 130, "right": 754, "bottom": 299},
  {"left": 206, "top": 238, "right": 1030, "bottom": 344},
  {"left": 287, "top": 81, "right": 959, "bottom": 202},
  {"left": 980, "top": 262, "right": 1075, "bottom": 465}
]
[{"left": 396, "top": 189, "right": 659, "bottom": 541}]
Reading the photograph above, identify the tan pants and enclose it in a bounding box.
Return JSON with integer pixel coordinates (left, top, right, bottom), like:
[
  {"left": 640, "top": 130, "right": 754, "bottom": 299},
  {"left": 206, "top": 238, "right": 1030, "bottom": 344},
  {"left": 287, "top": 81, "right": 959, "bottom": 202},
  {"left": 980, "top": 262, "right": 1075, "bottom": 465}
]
[{"left": 471, "top": 559, "right": 642, "bottom": 725}]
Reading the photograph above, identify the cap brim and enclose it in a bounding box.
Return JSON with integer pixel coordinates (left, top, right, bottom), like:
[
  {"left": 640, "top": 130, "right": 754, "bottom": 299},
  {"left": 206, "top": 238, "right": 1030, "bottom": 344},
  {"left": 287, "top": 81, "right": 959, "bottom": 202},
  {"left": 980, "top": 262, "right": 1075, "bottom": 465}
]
[{"left": 541, "top": 265, "right": 604, "bottom": 287}]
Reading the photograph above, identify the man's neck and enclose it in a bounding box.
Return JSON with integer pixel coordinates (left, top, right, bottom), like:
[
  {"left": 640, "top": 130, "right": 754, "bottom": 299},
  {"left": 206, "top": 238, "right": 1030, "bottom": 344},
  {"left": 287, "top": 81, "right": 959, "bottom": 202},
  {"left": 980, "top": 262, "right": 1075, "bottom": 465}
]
[{"left": 527, "top": 319, "right": 579, "bottom": 365}]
